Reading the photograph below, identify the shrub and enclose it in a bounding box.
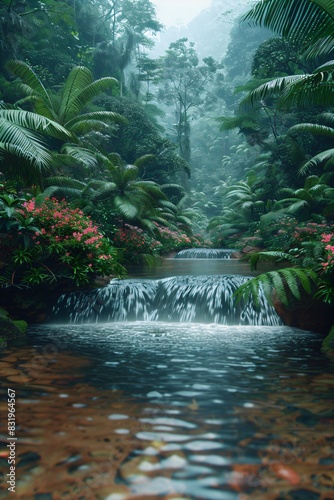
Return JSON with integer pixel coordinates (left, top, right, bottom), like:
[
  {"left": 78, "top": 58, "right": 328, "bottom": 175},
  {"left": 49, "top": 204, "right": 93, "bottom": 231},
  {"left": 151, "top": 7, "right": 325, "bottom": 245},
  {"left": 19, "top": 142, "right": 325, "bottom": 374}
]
[
  {"left": 0, "top": 196, "right": 125, "bottom": 287},
  {"left": 112, "top": 224, "right": 163, "bottom": 263}
]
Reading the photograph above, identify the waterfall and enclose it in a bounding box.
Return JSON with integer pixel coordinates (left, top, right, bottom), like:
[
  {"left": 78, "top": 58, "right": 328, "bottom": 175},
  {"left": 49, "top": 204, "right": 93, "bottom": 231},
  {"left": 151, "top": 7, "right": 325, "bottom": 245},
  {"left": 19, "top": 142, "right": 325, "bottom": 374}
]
[
  {"left": 52, "top": 275, "right": 281, "bottom": 326},
  {"left": 174, "top": 248, "right": 237, "bottom": 259}
]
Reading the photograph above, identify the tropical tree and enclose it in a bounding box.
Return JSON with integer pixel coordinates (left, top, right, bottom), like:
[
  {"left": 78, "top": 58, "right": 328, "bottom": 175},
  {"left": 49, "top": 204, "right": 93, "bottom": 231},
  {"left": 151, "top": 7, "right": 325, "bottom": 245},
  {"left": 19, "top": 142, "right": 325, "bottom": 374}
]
[
  {"left": 7, "top": 60, "right": 124, "bottom": 134},
  {"left": 4, "top": 61, "right": 127, "bottom": 184},
  {"left": 158, "top": 38, "right": 223, "bottom": 168},
  {"left": 93, "top": 32, "right": 135, "bottom": 94},
  {"left": 96, "top": 153, "right": 172, "bottom": 230}
]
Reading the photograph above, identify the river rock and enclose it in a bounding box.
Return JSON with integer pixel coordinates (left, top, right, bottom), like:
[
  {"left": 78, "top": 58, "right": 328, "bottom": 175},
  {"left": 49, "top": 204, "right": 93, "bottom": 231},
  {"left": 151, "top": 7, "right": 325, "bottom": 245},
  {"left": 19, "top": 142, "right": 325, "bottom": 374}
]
[{"left": 272, "top": 295, "right": 334, "bottom": 335}]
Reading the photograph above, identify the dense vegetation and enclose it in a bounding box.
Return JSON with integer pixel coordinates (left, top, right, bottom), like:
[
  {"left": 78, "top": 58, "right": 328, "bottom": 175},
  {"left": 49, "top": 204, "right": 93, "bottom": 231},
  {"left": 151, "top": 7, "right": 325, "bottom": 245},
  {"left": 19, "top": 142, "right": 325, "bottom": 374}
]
[{"left": 1, "top": 0, "right": 334, "bottom": 326}]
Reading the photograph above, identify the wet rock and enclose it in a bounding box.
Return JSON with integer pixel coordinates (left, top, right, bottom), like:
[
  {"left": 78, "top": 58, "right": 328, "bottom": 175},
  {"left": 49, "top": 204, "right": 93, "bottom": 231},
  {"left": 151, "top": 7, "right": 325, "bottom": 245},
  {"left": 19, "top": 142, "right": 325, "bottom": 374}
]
[
  {"left": 241, "top": 245, "right": 263, "bottom": 254},
  {"left": 272, "top": 295, "right": 334, "bottom": 335}
]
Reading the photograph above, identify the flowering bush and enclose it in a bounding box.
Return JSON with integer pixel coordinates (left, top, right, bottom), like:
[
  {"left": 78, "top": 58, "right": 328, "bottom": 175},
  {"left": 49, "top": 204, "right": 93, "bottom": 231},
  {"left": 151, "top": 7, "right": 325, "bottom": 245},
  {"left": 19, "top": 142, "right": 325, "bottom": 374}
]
[
  {"left": 154, "top": 223, "right": 210, "bottom": 254},
  {"left": 111, "top": 223, "right": 207, "bottom": 263},
  {"left": 233, "top": 234, "right": 264, "bottom": 249},
  {"left": 153, "top": 223, "right": 192, "bottom": 254},
  {"left": 112, "top": 224, "right": 163, "bottom": 263},
  {"left": 320, "top": 233, "right": 334, "bottom": 273},
  {"left": 256, "top": 215, "right": 332, "bottom": 252},
  {"left": 0, "top": 196, "right": 124, "bottom": 287}
]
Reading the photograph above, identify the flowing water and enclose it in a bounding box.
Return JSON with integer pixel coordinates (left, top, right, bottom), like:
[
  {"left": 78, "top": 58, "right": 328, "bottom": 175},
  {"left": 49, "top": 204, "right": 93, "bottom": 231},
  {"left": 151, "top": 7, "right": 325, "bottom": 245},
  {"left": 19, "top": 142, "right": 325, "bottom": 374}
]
[
  {"left": 174, "top": 249, "right": 237, "bottom": 259},
  {"left": 0, "top": 253, "right": 334, "bottom": 499}
]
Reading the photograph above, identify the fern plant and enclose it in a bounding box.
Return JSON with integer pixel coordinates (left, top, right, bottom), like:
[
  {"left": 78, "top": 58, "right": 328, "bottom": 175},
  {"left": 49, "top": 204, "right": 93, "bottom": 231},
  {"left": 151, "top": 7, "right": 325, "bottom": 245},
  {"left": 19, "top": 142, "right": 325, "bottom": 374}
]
[{"left": 234, "top": 267, "right": 318, "bottom": 308}]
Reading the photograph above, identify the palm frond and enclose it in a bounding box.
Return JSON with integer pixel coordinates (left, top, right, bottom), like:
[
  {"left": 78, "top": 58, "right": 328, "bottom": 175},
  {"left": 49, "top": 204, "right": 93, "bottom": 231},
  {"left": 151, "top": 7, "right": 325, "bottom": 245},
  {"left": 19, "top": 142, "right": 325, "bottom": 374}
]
[
  {"left": 134, "top": 154, "right": 157, "bottom": 168},
  {"left": 62, "top": 76, "right": 119, "bottom": 123},
  {"left": 317, "top": 112, "right": 334, "bottom": 126},
  {"left": 241, "top": 0, "right": 334, "bottom": 46},
  {"left": 0, "top": 118, "right": 52, "bottom": 169},
  {"left": 288, "top": 123, "right": 334, "bottom": 138},
  {"left": 60, "top": 144, "right": 98, "bottom": 169},
  {"left": 38, "top": 185, "right": 83, "bottom": 200},
  {"left": 43, "top": 176, "right": 87, "bottom": 189},
  {"left": 247, "top": 251, "right": 294, "bottom": 271},
  {"left": 0, "top": 109, "right": 72, "bottom": 141},
  {"left": 114, "top": 196, "right": 138, "bottom": 219},
  {"left": 122, "top": 164, "right": 139, "bottom": 182},
  {"left": 279, "top": 71, "right": 334, "bottom": 109},
  {"left": 6, "top": 60, "right": 54, "bottom": 113},
  {"left": 304, "top": 36, "right": 334, "bottom": 60},
  {"left": 89, "top": 182, "right": 117, "bottom": 200},
  {"left": 59, "top": 66, "right": 93, "bottom": 123},
  {"left": 66, "top": 111, "right": 127, "bottom": 131},
  {"left": 218, "top": 114, "right": 260, "bottom": 130},
  {"left": 299, "top": 148, "right": 334, "bottom": 175},
  {"left": 239, "top": 75, "right": 305, "bottom": 110}
]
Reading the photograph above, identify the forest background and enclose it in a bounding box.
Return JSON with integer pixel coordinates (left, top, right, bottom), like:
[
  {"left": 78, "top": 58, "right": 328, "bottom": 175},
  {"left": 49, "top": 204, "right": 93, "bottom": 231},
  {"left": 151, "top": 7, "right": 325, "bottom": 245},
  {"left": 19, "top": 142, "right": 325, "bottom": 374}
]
[{"left": 1, "top": 0, "right": 334, "bottom": 332}]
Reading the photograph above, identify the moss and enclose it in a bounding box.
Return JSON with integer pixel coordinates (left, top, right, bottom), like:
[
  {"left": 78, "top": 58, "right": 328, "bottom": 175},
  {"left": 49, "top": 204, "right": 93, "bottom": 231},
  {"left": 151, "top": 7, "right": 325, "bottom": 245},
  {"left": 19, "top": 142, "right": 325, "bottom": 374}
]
[
  {"left": 321, "top": 326, "right": 334, "bottom": 356},
  {"left": 0, "top": 314, "right": 25, "bottom": 341}
]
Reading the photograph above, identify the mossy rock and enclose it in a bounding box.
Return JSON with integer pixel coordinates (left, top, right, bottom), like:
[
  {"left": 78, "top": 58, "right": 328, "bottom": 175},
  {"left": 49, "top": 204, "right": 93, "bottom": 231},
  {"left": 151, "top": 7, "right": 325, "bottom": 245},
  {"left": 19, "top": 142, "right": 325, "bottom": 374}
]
[
  {"left": 0, "top": 315, "right": 25, "bottom": 340},
  {"left": 321, "top": 326, "right": 334, "bottom": 356}
]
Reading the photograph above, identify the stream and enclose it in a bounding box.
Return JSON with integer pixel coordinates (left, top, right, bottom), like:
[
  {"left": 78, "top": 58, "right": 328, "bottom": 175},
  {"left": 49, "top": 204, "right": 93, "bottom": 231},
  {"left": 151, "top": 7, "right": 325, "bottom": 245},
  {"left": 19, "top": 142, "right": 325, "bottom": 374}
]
[{"left": 0, "top": 251, "right": 333, "bottom": 499}]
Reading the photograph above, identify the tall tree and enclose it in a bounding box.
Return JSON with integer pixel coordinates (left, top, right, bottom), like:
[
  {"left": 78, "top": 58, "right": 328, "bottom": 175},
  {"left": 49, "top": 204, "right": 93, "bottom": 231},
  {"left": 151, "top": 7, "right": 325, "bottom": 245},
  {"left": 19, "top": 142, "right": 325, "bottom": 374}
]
[{"left": 158, "top": 38, "right": 223, "bottom": 171}]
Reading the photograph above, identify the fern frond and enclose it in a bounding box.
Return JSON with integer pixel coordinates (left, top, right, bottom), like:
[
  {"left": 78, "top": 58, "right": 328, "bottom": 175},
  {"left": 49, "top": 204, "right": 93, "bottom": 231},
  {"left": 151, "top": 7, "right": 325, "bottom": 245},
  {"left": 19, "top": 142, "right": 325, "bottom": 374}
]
[{"left": 234, "top": 268, "right": 317, "bottom": 307}]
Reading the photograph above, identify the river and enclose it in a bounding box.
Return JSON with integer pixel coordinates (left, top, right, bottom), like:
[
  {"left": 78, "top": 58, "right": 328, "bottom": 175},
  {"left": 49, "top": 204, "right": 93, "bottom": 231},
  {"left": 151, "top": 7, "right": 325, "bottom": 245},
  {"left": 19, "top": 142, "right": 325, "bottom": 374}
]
[{"left": 0, "top": 253, "right": 333, "bottom": 499}]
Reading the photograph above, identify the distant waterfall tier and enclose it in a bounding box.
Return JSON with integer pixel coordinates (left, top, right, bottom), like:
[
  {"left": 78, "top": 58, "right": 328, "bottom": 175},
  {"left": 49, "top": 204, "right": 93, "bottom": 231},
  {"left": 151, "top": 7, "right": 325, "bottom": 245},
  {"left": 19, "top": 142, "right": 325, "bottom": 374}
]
[
  {"left": 52, "top": 275, "right": 282, "bottom": 326},
  {"left": 174, "top": 248, "right": 237, "bottom": 259}
]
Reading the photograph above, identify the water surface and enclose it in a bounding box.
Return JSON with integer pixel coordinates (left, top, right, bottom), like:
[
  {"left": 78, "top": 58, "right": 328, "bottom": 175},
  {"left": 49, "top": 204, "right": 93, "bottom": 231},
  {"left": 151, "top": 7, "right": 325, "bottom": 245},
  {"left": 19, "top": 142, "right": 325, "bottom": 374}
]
[{"left": 0, "top": 323, "right": 333, "bottom": 499}]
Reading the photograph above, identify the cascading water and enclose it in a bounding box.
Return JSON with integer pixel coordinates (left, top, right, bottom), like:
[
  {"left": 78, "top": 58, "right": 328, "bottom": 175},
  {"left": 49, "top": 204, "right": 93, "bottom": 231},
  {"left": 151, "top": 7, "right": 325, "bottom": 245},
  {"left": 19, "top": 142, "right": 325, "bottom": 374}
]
[
  {"left": 174, "top": 248, "right": 237, "bottom": 259},
  {"left": 52, "top": 274, "right": 281, "bottom": 325}
]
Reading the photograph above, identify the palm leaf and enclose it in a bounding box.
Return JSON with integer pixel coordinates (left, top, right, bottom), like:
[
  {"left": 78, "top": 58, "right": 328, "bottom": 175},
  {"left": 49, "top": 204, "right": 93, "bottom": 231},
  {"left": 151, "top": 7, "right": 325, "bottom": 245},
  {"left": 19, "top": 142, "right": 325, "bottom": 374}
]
[
  {"left": 43, "top": 176, "right": 87, "bottom": 189},
  {"left": 288, "top": 123, "right": 334, "bottom": 138},
  {"left": 14, "top": 93, "right": 57, "bottom": 121},
  {"left": 239, "top": 75, "right": 306, "bottom": 110},
  {"left": 62, "top": 77, "right": 119, "bottom": 124},
  {"left": 38, "top": 185, "right": 83, "bottom": 200},
  {"left": 114, "top": 196, "right": 138, "bottom": 219},
  {"left": 279, "top": 70, "right": 334, "bottom": 109},
  {"left": 6, "top": 60, "right": 55, "bottom": 114},
  {"left": 134, "top": 154, "right": 157, "bottom": 168},
  {"left": 304, "top": 36, "right": 334, "bottom": 60},
  {"left": 58, "top": 66, "right": 93, "bottom": 123},
  {"left": 122, "top": 165, "right": 139, "bottom": 182},
  {"left": 89, "top": 182, "right": 117, "bottom": 200},
  {"left": 60, "top": 144, "right": 97, "bottom": 169},
  {"left": 247, "top": 251, "right": 294, "bottom": 271},
  {"left": 0, "top": 109, "right": 72, "bottom": 141},
  {"left": 0, "top": 118, "right": 51, "bottom": 168},
  {"left": 241, "top": 0, "right": 334, "bottom": 47},
  {"left": 299, "top": 148, "right": 334, "bottom": 175},
  {"left": 66, "top": 111, "right": 127, "bottom": 131}
]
